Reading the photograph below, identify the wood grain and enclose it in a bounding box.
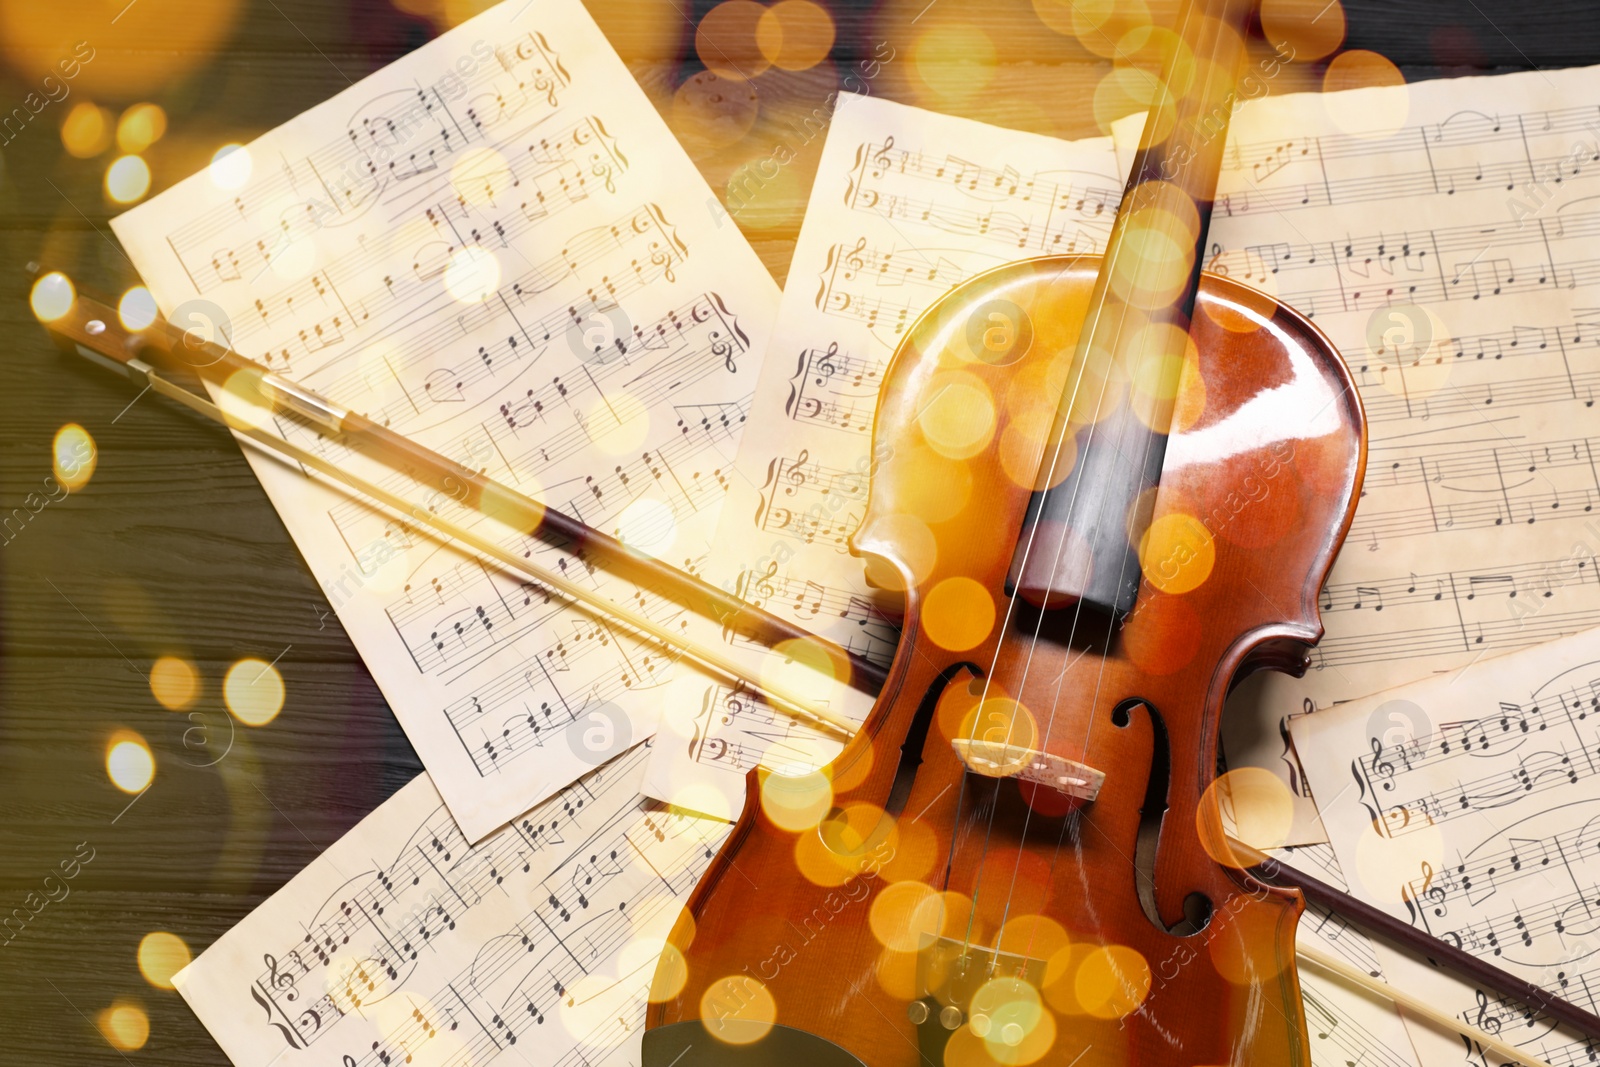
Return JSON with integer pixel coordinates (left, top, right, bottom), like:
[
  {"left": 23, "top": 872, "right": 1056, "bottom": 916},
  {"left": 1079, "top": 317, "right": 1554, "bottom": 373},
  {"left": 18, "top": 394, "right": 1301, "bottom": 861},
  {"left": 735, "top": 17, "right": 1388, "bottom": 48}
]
[{"left": 0, "top": 0, "right": 1581, "bottom": 1062}]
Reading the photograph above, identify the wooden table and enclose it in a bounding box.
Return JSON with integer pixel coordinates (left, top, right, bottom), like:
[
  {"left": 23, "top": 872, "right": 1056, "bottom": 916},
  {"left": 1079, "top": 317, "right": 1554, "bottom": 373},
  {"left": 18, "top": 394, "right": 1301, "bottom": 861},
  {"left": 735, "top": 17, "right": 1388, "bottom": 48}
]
[{"left": 0, "top": 0, "right": 1588, "bottom": 1061}]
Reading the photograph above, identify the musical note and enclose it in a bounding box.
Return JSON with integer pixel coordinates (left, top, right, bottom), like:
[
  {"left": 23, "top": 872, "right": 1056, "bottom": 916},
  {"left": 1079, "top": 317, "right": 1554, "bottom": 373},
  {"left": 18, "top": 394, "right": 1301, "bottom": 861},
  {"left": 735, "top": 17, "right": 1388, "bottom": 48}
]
[
  {"left": 109, "top": 0, "right": 787, "bottom": 842},
  {"left": 173, "top": 742, "right": 727, "bottom": 1067},
  {"left": 1209, "top": 66, "right": 1600, "bottom": 872},
  {"left": 644, "top": 92, "right": 1127, "bottom": 815},
  {"left": 1295, "top": 628, "right": 1600, "bottom": 1066}
]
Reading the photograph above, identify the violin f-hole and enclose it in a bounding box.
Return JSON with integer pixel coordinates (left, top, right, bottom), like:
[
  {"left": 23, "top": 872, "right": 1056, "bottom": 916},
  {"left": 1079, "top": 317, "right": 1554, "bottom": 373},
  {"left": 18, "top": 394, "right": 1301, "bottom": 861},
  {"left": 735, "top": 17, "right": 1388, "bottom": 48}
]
[
  {"left": 819, "top": 662, "right": 978, "bottom": 862},
  {"left": 1118, "top": 696, "right": 1215, "bottom": 937},
  {"left": 883, "top": 662, "right": 980, "bottom": 819}
]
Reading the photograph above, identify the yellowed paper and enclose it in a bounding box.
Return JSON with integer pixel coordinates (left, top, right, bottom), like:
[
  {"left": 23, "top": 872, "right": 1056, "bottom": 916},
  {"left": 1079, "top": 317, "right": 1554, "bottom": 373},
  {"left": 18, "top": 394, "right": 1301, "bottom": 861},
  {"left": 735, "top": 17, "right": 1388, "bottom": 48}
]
[
  {"left": 110, "top": 0, "right": 781, "bottom": 841},
  {"left": 174, "top": 744, "right": 725, "bottom": 1067},
  {"left": 1115, "top": 64, "right": 1600, "bottom": 846},
  {"left": 642, "top": 92, "right": 1127, "bottom": 813},
  {"left": 1293, "top": 627, "right": 1600, "bottom": 1065}
]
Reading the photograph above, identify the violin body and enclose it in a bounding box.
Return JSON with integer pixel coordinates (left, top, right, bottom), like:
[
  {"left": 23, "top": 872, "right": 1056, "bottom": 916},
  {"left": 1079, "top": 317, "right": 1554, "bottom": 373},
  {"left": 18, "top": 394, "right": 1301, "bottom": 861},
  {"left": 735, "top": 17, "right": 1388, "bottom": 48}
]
[{"left": 645, "top": 257, "right": 1365, "bottom": 1066}]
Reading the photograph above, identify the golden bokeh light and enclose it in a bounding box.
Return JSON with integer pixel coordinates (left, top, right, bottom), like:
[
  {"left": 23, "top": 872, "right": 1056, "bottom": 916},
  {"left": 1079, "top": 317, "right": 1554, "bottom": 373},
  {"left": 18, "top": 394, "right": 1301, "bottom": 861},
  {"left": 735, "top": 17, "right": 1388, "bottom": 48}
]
[
  {"left": 921, "top": 576, "right": 995, "bottom": 652},
  {"left": 209, "top": 144, "right": 252, "bottom": 190},
  {"left": 1067, "top": 0, "right": 1152, "bottom": 58},
  {"left": 224, "top": 657, "right": 285, "bottom": 726},
  {"left": 444, "top": 245, "right": 501, "bottom": 304},
  {"left": 149, "top": 655, "right": 199, "bottom": 711},
  {"left": 991, "top": 1005, "right": 1057, "bottom": 1064},
  {"left": 614, "top": 495, "right": 676, "bottom": 554},
  {"left": 971, "top": 975, "right": 1046, "bottom": 1052},
  {"left": 761, "top": 636, "right": 840, "bottom": 713},
  {"left": 1170, "top": 352, "right": 1206, "bottom": 434},
  {"left": 1207, "top": 899, "right": 1295, "bottom": 985},
  {"left": 868, "top": 879, "right": 939, "bottom": 951},
  {"left": 267, "top": 227, "right": 317, "bottom": 283},
  {"left": 448, "top": 146, "right": 511, "bottom": 208},
  {"left": 1127, "top": 323, "right": 1199, "bottom": 435},
  {"left": 671, "top": 71, "right": 760, "bottom": 152},
  {"left": 885, "top": 442, "right": 973, "bottom": 523},
  {"left": 1042, "top": 942, "right": 1095, "bottom": 1015},
  {"left": 1196, "top": 767, "right": 1294, "bottom": 869},
  {"left": 1323, "top": 50, "right": 1407, "bottom": 139},
  {"left": 116, "top": 103, "right": 167, "bottom": 154},
  {"left": 216, "top": 367, "right": 275, "bottom": 433},
  {"left": 918, "top": 372, "right": 997, "bottom": 460},
  {"left": 957, "top": 694, "right": 1039, "bottom": 776},
  {"left": 586, "top": 390, "right": 651, "bottom": 455},
  {"left": 724, "top": 155, "right": 806, "bottom": 231},
  {"left": 61, "top": 102, "right": 111, "bottom": 158},
  {"left": 105, "top": 155, "right": 151, "bottom": 204},
  {"left": 1110, "top": 209, "right": 1196, "bottom": 308},
  {"left": 118, "top": 286, "right": 159, "bottom": 332},
  {"left": 1367, "top": 304, "right": 1453, "bottom": 403},
  {"left": 1116, "top": 24, "right": 1195, "bottom": 98},
  {"left": 106, "top": 730, "right": 155, "bottom": 794},
  {"left": 759, "top": 767, "right": 833, "bottom": 832},
  {"left": 912, "top": 23, "right": 995, "bottom": 106},
  {"left": 757, "top": 0, "right": 835, "bottom": 72},
  {"left": 53, "top": 422, "right": 97, "bottom": 491},
  {"left": 879, "top": 815, "right": 937, "bottom": 883},
  {"left": 324, "top": 952, "right": 396, "bottom": 1014},
  {"left": 999, "top": 418, "right": 1070, "bottom": 491},
  {"left": 1261, "top": 0, "right": 1346, "bottom": 61},
  {"left": 696, "top": 1, "right": 771, "bottom": 81},
  {"left": 1073, "top": 944, "right": 1151, "bottom": 1020},
  {"left": 138, "top": 931, "right": 192, "bottom": 989},
  {"left": 667, "top": 780, "right": 735, "bottom": 823},
  {"left": 1138, "top": 511, "right": 1215, "bottom": 595},
  {"left": 995, "top": 913, "right": 1070, "bottom": 964},
  {"left": 1353, "top": 811, "right": 1445, "bottom": 907},
  {"left": 0, "top": 2, "right": 241, "bottom": 97},
  {"left": 96, "top": 1000, "right": 150, "bottom": 1051},
  {"left": 1093, "top": 64, "right": 1174, "bottom": 138},
  {"left": 616, "top": 934, "right": 688, "bottom": 1002},
  {"left": 874, "top": 944, "right": 921, "bottom": 999},
  {"left": 29, "top": 270, "right": 75, "bottom": 323},
  {"left": 794, "top": 800, "right": 895, "bottom": 886},
  {"left": 699, "top": 974, "right": 777, "bottom": 1045}
]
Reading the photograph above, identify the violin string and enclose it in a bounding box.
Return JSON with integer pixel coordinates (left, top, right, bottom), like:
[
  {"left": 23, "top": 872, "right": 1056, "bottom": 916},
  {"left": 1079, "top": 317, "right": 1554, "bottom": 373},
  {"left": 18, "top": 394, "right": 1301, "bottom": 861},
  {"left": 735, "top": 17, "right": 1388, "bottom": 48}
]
[
  {"left": 951, "top": 124, "right": 1172, "bottom": 957},
  {"left": 946, "top": 230, "right": 1149, "bottom": 950},
  {"left": 978, "top": 0, "right": 1218, "bottom": 972}
]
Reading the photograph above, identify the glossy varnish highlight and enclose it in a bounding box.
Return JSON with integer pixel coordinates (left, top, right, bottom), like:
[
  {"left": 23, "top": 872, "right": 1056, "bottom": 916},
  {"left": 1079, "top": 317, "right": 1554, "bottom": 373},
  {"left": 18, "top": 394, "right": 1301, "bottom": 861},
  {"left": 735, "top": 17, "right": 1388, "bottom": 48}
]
[{"left": 647, "top": 258, "right": 1366, "bottom": 1066}]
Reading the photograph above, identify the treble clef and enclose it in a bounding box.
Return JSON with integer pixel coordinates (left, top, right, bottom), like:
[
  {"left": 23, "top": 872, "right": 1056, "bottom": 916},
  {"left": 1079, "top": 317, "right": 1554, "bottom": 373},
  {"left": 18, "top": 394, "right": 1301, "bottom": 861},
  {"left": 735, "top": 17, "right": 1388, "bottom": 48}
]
[
  {"left": 871, "top": 135, "right": 894, "bottom": 175},
  {"left": 1206, "top": 240, "right": 1229, "bottom": 276},
  {"left": 1421, "top": 859, "right": 1450, "bottom": 916},
  {"left": 1475, "top": 988, "right": 1504, "bottom": 1035},
  {"left": 785, "top": 450, "right": 811, "bottom": 495},
  {"left": 263, "top": 952, "right": 299, "bottom": 999},
  {"left": 1370, "top": 735, "right": 1398, "bottom": 790}
]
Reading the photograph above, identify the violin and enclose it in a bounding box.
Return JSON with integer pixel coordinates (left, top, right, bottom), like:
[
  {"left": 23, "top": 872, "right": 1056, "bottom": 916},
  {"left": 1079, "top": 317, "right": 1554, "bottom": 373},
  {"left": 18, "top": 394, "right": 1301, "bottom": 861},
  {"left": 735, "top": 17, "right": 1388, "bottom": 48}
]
[
  {"left": 38, "top": 0, "right": 1600, "bottom": 1060},
  {"left": 641, "top": 0, "right": 1367, "bottom": 1063}
]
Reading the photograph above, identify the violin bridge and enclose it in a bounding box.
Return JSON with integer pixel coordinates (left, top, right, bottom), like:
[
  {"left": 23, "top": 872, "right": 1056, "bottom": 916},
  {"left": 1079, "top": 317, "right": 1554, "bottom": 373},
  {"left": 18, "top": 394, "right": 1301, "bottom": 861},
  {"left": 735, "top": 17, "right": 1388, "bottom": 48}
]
[{"left": 949, "top": 740, "right": 1105, "bottom": 801}]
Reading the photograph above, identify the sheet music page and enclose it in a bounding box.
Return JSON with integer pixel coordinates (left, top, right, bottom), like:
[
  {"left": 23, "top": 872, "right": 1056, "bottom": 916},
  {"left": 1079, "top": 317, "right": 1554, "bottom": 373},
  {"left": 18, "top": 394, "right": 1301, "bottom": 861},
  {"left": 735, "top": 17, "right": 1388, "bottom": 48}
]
[
  {"left": 1275, "top": 841, "right": 1427, "bottom": 1067},
  {"left": 1111, "top": 64, "right": 1600, "bottom": 845},
  {"left": 174, "top": 744, "right": 728, "bottom": 1067},
  {"left": 641, "top": 93, "right": 1126, "bottom": 812},
  {"left": 108, "top": 0, "right": 781, "bottom": 841},
  {"left": 1290, "top": 628, "right": 1600, "bottom": 1065}
]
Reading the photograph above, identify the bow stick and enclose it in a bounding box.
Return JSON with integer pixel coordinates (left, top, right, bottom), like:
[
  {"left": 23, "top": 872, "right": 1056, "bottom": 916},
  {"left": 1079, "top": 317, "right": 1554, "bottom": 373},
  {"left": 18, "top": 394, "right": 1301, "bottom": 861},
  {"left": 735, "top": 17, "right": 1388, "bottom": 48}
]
[{"left": 33, "top": 270, "right": 1600, "bottom": 1057}]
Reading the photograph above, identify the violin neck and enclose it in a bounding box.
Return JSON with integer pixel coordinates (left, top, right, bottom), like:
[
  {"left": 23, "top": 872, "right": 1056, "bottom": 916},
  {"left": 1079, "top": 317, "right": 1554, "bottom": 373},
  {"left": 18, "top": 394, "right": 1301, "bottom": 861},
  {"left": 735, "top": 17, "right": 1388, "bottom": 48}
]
[{"left": 1008, "top": 0, "right": 1258, "bottom": 617}]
